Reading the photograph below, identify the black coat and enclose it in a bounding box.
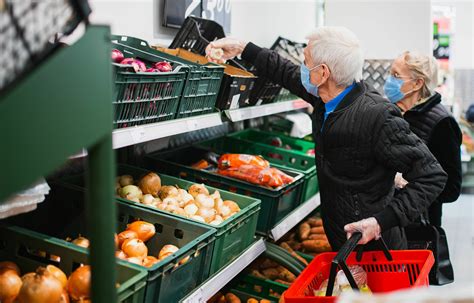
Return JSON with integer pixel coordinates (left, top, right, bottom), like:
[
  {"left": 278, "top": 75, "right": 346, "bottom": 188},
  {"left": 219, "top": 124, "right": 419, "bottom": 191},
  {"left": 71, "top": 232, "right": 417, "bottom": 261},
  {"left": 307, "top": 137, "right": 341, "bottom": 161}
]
[
  {"left": 403, "top": 93, "right": 462, "bottom": 226},
  {"left": 242, "top": 43, "right": 448, "bottom": 250}
]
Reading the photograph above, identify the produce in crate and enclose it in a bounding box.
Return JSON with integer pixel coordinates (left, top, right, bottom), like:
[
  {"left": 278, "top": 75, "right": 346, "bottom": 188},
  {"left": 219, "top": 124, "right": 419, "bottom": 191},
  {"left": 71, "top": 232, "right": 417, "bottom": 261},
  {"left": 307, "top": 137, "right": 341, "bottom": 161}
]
[
  {"left": 111, "top": 49, "right": 124, "bottom": 63},
  {"left": 208, "top": 291, "right": 272, "bottom": 303},
  {"left": 278, "top": 215, "right": 331, "bottom": 255},
  {"left": 0, "top": 261, "right": 93, "bottom": 303},
  {"left": 248, "top": 258, "right": 297, "bottom": 286},
  {"left": 68, "top": 220, "right": 187, "bottom": 268},
  {"left": 112, "top": 48, "right": 174, "bottom": 74},
  {"left": 115, "top": 173, "right": 241, "bottom": 225},
  {"left": 313, "top": 265, "right": 371, "bottom": 297}
]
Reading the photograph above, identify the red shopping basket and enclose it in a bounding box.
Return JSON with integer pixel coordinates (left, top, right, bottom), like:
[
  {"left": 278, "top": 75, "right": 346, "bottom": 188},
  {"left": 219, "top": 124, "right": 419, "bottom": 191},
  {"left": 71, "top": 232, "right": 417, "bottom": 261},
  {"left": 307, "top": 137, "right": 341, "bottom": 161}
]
[{"left": 284, "top": 232, "right": 434, "bottom": 303}]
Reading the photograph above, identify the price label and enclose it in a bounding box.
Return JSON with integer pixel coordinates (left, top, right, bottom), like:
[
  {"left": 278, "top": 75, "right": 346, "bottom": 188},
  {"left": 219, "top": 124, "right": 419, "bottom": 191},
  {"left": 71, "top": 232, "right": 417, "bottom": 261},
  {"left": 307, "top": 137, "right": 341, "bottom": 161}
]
[{"left": 130, "top": 127, "right": 146, "bottom": 144}]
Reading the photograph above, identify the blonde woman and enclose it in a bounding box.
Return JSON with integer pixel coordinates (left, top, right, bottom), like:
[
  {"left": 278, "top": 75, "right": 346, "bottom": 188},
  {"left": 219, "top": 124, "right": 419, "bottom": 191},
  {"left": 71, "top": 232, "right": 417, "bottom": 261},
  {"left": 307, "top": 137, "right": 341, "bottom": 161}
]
[{"left": 385, "top": 51, "right": 462, "bottom": 227}]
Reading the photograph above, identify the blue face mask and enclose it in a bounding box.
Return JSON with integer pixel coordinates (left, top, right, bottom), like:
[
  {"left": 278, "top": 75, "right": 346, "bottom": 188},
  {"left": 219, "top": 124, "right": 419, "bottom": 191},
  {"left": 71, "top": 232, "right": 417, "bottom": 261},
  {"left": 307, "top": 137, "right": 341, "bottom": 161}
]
[
  {"left": 383, "top": 75, "right": 410, "bottom": 104},
  {"left": 300, "top": 63, "right": 321, "bottom": 96}
]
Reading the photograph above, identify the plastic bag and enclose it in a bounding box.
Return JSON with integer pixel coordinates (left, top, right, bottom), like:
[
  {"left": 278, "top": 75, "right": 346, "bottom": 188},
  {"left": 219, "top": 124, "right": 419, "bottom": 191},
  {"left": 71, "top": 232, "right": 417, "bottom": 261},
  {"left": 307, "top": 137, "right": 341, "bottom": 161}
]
[
  {"left": 0, "top": 178, "right": 50, "bottom": 219},
  {"left": 315, "top": 266, "right": 370, "bottom": 297}
]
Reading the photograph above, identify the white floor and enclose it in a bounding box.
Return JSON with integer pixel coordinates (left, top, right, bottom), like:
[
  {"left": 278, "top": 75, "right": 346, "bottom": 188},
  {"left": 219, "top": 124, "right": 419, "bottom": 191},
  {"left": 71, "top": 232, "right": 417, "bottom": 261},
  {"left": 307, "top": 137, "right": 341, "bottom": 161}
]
[{"left": 441, "top": 194, "right": 474, "bottom": 286}]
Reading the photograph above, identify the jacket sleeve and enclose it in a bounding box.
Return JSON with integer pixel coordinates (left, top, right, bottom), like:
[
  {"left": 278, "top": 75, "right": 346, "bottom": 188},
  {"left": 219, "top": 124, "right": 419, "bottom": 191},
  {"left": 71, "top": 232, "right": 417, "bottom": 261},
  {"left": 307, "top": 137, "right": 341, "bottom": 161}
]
[
  {"left": 428, "top": 118, "right": 463, "bottom": 202},
  {"left": 241, "top": 42, "right": 320, "bottom": 106},
  {"left": 372, "top": 104, "right": 448, "bottom": 230}
]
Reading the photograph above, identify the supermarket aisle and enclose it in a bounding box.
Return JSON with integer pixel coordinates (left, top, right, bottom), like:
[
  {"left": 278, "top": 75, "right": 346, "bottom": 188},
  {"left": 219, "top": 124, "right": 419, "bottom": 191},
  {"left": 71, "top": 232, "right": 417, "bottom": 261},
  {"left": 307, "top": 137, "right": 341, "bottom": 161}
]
[{"left": 442, "top": 194, "right": 474, "bottom": 286}]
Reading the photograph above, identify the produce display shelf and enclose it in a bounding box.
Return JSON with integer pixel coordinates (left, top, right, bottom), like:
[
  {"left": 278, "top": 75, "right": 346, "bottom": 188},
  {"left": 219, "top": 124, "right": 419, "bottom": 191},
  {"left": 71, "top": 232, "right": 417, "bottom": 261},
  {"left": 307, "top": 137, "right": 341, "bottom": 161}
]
[
  {"left": 269, "top": 193, "right": 321, "bottom": 241},
  {"left": 224, "top": 99, "right": 308, "bottom": 122},
  {"left": 113, "top": 112, "right": 222, "bottom": 149},
  {"left": 181, "top": 238, "right": 266, "bottom": 303}
]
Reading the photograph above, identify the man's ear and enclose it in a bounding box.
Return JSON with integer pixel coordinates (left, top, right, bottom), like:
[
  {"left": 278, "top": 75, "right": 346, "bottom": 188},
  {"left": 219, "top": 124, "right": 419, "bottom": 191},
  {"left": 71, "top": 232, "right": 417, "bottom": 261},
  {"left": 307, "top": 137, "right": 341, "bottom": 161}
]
[{"left": 321, "top": 64, "right": 331, "bottom": 84}]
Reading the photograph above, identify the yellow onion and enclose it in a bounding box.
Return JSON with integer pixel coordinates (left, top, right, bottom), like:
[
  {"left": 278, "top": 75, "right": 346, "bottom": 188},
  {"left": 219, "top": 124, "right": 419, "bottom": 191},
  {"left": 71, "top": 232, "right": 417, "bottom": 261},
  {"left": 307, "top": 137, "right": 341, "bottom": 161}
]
[
  {"left": 188, "top": 184, "right": 209, "bottom": 198},
  {"left": 0, "top": 268, "right": 22, "bottom": 303},
  {"left": 117, "top": 230, "right": 138, "bottom": 248},
  {"left": 18, "top": 267, "right": 63, "bottom": 303},
  {"left": 67, "top": 265, "right": 90, "bottom": 301},
  {"left": 126, "top": 221, "right": 156, "bottom": 242},
  {"left": 138, "top": 172, "right": 161, "bottom": 196},
  {"left": 72, "top": 236, "right": 90, "bottom": 248},
  {"left": 159, "top": 186, "right": 179, "bottom": 200},
  {"left": 0, "top": 261, "right": 20, "bottom": 276},
  {"left": 118, "top": 175, "right": 134, "bottom": 187},
  {"left": 143, "top": 256, "right": 160, "bottom": 268},
  {"left": 158, "top": 244, "right": 179, "bottom": 260},
  {"left": 115, "top": 250, "right": 128, "bottom": 260},
  {"left": 46, "top": 265, "right": 67, "bottom": 288},
  {"left": 122, "top": 238, "right": 148, "bottom": 259}
]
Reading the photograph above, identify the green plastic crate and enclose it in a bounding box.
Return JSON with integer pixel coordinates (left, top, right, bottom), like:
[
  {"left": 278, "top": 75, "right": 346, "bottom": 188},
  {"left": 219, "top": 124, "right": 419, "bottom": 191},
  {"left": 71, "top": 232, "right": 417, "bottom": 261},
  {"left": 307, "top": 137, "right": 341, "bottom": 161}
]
[
  {"left": 229, "top": 129, "right": 315, "bottom": 155},
  {"left": 56, "top": 164, "right": 261, "bottom": 276},
  {"left": 115, "top": 164, "right": 261, "bottom": 275},
  {"left": 231, "top": 274, "right": 288, "bottom": 302},
  {"left": 0, "top": 225, "right": 147, "bottom": 303},
  {"left": 11, "top": 184, "right": 216, "bottom": 303},
  {"left": 111, "top": 36, "right": 189, "bottom": 129},
  {"left": 145, "top": 146, "right": 305, "bottom": 235},
  {"left": 197, "top": 136, "right": 318, "bottom": 204},
  {"left": 114, "top": 36, "right": 225, "bottom": 120}
]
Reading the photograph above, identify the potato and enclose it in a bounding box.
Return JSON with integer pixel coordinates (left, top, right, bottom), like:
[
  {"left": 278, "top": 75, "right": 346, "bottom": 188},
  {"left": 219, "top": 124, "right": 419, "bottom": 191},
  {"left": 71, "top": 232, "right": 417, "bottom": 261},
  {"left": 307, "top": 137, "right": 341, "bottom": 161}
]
[{"left": 298, "top": 223, "right": 311, "bottom": 240}]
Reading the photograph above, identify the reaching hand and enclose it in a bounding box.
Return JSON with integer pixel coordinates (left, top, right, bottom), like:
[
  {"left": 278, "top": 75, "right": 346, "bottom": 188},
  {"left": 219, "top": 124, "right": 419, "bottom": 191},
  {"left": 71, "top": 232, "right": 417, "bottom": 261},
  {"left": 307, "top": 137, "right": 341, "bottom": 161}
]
[
  {"left": 344, "top": 217, "right": 382, "bottom": 245},
  {"left": 205, "top": 37, "right": 248, "bottom": 63},
  {"left": 394, "top": 172, "right": 408, "bottom": 189}
]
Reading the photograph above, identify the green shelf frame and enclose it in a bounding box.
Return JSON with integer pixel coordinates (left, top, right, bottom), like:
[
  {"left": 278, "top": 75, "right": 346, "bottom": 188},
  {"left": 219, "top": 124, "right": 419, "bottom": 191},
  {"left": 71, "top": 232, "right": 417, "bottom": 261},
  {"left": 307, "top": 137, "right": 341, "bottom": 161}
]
[{"left": 0, "top": 26, "right": 117, "bottom": 302}]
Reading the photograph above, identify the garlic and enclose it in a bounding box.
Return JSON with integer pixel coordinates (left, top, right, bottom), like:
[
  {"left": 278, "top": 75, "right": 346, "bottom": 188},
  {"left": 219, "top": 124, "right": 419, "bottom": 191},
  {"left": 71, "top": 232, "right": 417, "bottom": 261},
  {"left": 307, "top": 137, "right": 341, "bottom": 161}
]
[
  {"left": 190, "top": 215, "right": 206, "bottom": 223},
  {"left": 184, "top": 203, "right": 199, "bottom": 217},
  {"left": 195, "top": 194, "right": 214, "bottom": 208},
  {"left": 141, "top": 194, "right": 154, "bottom": 205}
]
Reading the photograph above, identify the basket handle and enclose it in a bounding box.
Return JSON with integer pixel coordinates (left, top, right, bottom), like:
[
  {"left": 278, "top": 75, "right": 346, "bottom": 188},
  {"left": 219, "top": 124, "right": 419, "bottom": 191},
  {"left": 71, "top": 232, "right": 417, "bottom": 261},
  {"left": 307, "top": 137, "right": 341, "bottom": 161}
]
[{"left": 325, "top": 232, "right": 393, "bottom": 296}]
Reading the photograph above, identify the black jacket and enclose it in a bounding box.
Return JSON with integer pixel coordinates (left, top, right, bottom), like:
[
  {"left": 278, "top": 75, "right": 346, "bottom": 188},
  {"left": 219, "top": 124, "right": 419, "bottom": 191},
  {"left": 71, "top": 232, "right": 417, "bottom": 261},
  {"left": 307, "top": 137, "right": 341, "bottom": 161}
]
[
  {"left": 242, "top": 44, "right": 448, "bottom": 250},
  {"left": 403, "top": 93, "right": 462, "bottom": 226}
]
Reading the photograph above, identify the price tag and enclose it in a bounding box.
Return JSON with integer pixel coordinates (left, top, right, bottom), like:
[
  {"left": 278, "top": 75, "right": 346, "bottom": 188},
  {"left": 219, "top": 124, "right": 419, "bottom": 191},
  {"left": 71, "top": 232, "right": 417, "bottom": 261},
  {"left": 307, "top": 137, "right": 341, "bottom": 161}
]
[
  {"left": 230, "top": 94, "right": 240, "bottom": 109},
  {"left": 130, "top": 127, "right": 146, "bottom": 144},
  {"left": 182, "top": 288, "right": 204, "bottom": 303}
]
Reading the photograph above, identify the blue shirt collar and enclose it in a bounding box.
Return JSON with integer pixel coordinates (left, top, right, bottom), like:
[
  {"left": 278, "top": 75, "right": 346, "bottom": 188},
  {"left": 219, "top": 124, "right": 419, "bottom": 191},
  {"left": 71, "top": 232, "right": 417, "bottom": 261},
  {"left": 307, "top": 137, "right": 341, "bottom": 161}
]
[{"left": 324, "top": 83, "right": 356, "bottom": 121}]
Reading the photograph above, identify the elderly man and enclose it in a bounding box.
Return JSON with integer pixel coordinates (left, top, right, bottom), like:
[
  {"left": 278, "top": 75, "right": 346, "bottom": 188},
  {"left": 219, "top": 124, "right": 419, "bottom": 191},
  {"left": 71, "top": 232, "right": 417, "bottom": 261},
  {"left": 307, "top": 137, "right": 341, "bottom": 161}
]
[{"left": 206, "top": 27, "right": 447, "bottom": 250}]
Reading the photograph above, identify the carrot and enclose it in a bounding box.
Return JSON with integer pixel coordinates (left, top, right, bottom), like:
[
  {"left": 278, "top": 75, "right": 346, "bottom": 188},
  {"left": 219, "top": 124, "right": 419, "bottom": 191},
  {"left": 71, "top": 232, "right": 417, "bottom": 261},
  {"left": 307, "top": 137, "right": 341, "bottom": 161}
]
[
  {"left": 277, "top": 266, "right": 296, "bottom": 282},
  {"left": 225, "top": 292, "right": 241, "bottom": 303},
  {"left": 208, "top": 292, "right": 224, "bottom": 303},
  {"left": 286, "top": 240, "right": 302, "bottom": 251},
  {"left": 250, "top": 269, "right": 266, "bottom": 280},
  {"left": 308, "top": 234, "right": 328, "bottom": 241},
  {"left": 306, "top": 217, "right": 323, "bottom": 227},
  {"left": 302, "top": 240, "right": 332, "bottom": 253},
  {"left": 310, "top": 226, "right": 325, "bottom": 234},
  {"left": 298, "top": 223, "right": 311, "bottom": 240},
  {"left": 280, "top": 242, "right": 308, "bottom": 266},
  {"left": 262, "top": 267, "right": 280, "bottom": 280},
  {"left": 260, "top": 300, "right": 271, "bottom": 303},
  {"left": 259, "top": 258, "right": 279, "bottom": 270},
  {"left": 275, "top": 279, "right": 291, "bottom": 286}
]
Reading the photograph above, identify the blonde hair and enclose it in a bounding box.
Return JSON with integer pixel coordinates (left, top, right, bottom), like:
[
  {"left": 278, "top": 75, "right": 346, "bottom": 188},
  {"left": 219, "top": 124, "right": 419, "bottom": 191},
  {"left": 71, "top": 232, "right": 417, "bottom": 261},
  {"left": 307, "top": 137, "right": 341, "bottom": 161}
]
[{"left": 402, "top": 51, "right": 439, "bottom": 98}]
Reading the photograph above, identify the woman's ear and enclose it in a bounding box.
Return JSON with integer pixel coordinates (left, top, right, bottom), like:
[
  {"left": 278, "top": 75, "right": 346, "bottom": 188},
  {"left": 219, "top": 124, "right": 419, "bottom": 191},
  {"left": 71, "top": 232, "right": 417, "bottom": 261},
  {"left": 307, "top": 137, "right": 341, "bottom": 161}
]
[{"left": 413, "top": 78, "right": 425, "bottom": 91}]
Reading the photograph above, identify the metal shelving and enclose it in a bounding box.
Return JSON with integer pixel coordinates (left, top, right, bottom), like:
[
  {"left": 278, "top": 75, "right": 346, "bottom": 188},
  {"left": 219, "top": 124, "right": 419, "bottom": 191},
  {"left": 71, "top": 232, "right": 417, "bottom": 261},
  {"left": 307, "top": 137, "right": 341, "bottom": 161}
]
[
  {"left": 270, "top": 193, "right": 321, "bottom": 241},
  {"left": 181, "top": 239, "right": 266, "bottom": 303},
  {"left": 224, "top": 99, "right": 309, "bottom": 122}
]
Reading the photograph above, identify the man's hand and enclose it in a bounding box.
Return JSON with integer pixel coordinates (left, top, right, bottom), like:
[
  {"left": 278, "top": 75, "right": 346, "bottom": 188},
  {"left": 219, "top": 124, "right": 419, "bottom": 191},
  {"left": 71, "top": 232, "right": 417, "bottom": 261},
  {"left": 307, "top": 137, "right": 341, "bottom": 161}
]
[
  {"left": 205, "top": 37, "right": 248, "bottom": 63},
  {"left": 344, "top": 217, "right": 382, "bottom": 245},
  {"left": 394, "top": 172, "right": 408, "bottom": 189}
]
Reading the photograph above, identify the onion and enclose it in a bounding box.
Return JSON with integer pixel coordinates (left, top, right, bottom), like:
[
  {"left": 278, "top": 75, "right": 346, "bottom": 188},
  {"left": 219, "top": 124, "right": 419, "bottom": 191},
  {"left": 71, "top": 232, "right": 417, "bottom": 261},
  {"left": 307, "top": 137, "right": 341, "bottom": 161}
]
[
  {"left": 170, "top": 207, "right": 186, "bottom": 216},
  {"left": 217, "top": 204, "right": 231, "bottom": 217},
  {"left": 111, "top": 49, "right": 124, "bottom": 63},
  {"left": 154, "top": 61, "right": 172, "bottom": 72},
  {"left": 114, "top": 234, "right": 119, "bottom": 250},
  {"left": 162, "top": 197, "right": 180, "bottom": 207},
  {"left": 117, "top": 230, "right": 138, "bottom": 247},
  {"left": 210, "top": 190, "right": 221, "bottom": 201},
  {"left": 122, "top": 238, "right": 148, "bottom": 259},
  {"left": 119, "top": 185, "right": 142, "bottom": 200},
  {"left": 67, "top": 265, "right": 90, "bottom": 301},
  {"left": 51, "top": 255, "right": 61, "bottom": 263},
  {"left": 156, "top": 203, "right": 167, "bottom": 210},
  {"left": 118, "top": 175, "right": 134, "bottom": 187},
  {"left": 138, "top": 172, "right": 161, "bottom": 196},
  {"left": 126, "top": 257, "right": 143, "bottom": 265},
  {"left": 0, "top": 268, "right": 22, "bottom": 303},
  {"left": 179, "top": 255, "right": 190, "bottom": 265},
  {"left": 141, "top": 194, "right": 155, "bottom": 205},
  {"left": 46, "top": 265, "right": 67, "bottom": 288},
  {"left": 184, "top": 203, "right": 198, "bottom": 217},
  {"left": 178, "top": 189, "right": 194, "bottom": 205},
  {"left": 115, "top": 250, "right": 128, "bottom": 260},
  {"left": 126, "top": 221, "right": 156, "bottom": 242},
  {"left": 0, "top": 261, "right": 20, "bottom": 275},
  {"left": 143, "top": 256, "right": 160, "bottom": 268},
  {"left": 120, "top": 58, "right": 146, "bottom": 73},
  {"left": 18, "top": 267, "right": 63, "bottom": 303},
  {"left": 72, "top": 236, "right": 90, "bottom": 248},
  {"left": 209, "top": 215, "right": 224, "bottom": 226},
  {"left": 188, "top": 184, "right": 209, "bottom": 198},
  {"left": 159, "top": 186, "right": 179, "bottom": 200},
  {"left": 195, "top": 194, "right": 214, "bottom": 208},
  {"left": 164, "top": 204, "right": 179, "bottom": 213},
  {"left": 129, "top": 197, "right": 140, "bottom": 203},
  {"left": 158, "top": 244, "right": 179, "bottom": 260}
]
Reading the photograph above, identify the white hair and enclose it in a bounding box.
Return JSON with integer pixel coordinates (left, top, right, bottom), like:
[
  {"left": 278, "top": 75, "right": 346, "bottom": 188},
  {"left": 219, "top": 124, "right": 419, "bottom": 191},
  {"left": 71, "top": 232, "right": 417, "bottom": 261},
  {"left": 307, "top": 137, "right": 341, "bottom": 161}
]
[
  {"left": 401, "top": 51, "right": 439, "bottom": 98},
  {"left": 306, "top": 27, "right": 363, "bottom": 87}
]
